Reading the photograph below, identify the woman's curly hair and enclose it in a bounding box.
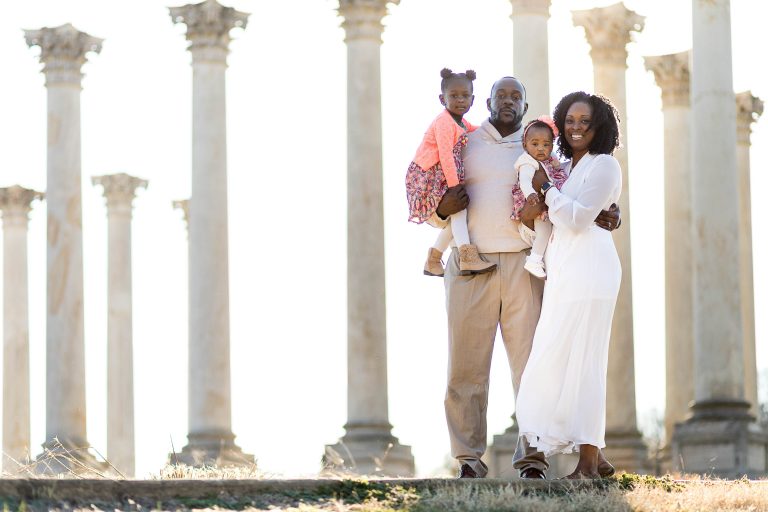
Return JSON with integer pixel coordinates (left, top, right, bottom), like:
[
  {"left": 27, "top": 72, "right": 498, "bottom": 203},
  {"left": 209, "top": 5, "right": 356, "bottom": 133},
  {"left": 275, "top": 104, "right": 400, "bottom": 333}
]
[{"left": 552, "top": 91, "right": 620, "bottom": 159}]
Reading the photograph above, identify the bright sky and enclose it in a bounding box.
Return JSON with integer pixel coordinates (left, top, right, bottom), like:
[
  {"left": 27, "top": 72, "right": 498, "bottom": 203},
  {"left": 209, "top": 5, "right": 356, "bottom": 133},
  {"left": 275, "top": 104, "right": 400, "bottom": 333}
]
[{"left": 0, "top": 0, "right": 765, "bottom": 478}]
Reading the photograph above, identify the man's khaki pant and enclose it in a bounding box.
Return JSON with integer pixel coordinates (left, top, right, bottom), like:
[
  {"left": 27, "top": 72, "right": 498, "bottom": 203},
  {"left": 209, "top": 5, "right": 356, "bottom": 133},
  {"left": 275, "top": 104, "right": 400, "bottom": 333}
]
[{"left": 444, "top": 250, "right": 548, "bottom": 477}]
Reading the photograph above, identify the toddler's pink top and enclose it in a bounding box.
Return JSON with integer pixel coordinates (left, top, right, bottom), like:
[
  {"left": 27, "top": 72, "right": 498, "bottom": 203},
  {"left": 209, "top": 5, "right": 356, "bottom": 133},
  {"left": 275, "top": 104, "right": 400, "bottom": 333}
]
[{"left": 412, "top": 109, "right": 477, "bottom": 188}]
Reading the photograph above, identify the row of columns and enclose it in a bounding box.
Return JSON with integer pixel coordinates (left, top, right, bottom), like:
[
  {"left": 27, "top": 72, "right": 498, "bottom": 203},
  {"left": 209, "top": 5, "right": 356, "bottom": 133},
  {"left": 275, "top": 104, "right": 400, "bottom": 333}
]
[
  {"left": 644, "top": 2, "right": 767, "bottom": 473},
  {"left": 1, "top": 174, "right": 146, "bottom": 476},
  {"left": 6, "top": 0, "right": 764, "bottom": 478},
  {"left": 12, "top": 0, "right": 254, "bottom": 475},
  {"left": 644, "top": 53, "right": 766, "bottom": 449}
]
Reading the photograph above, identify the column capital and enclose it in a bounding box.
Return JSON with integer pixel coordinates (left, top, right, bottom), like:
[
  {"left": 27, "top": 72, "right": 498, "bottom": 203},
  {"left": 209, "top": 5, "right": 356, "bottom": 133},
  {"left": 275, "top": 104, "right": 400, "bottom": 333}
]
[
  {"left": 510, "top": 0, "right": 551, "bottom": 17},
  {"left": 170, "top": 0, "right": 249, "bottom": 63},
  {"left": 173, "top": 199, "right": 190, "bottom": 227},
  {"left": 736, "top": 91, "right": 764, "bottom": 145},
  {"left": 338, "top": 0, "right": 399, "bottom": 43},
  {"left": 0, "top": 185, "right": 44, "bottom": 223},
  {"left": 644, "top": 50, "right": 691, "bottom": 108},
  {"left": 24, "top": 24, "right": 102, "bottom": 86},
  {"left": 572, "top": 2, "right": 644, "bottom": 67},
  {"left": 92, "top": 173, "right": 147, "bottom": 214}
]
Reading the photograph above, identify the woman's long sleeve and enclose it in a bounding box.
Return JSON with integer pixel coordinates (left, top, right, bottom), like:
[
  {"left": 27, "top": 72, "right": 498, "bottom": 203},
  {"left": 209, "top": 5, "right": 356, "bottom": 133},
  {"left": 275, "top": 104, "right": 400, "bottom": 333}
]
[{"left": 545, "top": 155, "right": 621, "bottom": 233}]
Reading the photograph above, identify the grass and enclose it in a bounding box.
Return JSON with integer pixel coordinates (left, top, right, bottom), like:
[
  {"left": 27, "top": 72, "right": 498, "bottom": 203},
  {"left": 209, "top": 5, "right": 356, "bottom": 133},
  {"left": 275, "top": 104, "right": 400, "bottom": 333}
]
[{"left": 0, "top": 473, "right": 766, "bottom": 511}]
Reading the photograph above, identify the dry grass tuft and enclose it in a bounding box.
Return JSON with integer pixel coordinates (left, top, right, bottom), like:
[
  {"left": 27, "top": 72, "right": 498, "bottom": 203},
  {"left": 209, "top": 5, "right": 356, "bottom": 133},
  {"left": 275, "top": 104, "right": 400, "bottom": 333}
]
[{"left": 151, "top": 462, "right": 267, "bottom": 480}]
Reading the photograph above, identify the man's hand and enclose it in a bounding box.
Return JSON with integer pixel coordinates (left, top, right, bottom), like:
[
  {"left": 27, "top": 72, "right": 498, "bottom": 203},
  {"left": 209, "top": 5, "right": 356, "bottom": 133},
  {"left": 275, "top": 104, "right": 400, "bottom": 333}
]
[
  {"left": 436, "top": 184, "right": 469, "bottom": 219},
  {"left": 519, "top": 200, "right": 545, "bottom": 230},
  {"left": 595, "top": 203, "right": 621, "bottom": 231}
]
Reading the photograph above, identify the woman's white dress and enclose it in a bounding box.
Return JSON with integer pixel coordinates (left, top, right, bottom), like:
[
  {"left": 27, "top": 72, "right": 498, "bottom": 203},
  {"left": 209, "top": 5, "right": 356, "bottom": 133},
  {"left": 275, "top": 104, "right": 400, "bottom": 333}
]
[{"left": 515, "top": 153, "right": 623, "bottom": 456}]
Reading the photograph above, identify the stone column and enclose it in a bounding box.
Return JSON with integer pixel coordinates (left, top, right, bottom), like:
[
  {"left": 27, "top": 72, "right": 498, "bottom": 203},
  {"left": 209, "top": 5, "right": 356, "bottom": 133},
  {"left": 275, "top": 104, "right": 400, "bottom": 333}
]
[
  {"left": 323, "top": 0, "right": 414, "bottom": 477},
  {"left": 510, "top": 0, "right": 551, "bottom": 121},
  {"left": 672, "top": 0, "right": 768, "bottom": 478},
  {"left": 0, "top": 186, "right": 43, "bottom": 472},
  {"left": 644, "top": 51, "right": 693, "bottom": 453},
  {"left": 25, "top": 24, "right": 104, "bottom": 473},
  {"left": 92, "top": 174, "right": 147, "bottom": 477},
  {"left": 735, "top": 92, "right": 762, "bottom": 420},
  {"left": 169, "top": 0, "right": 252, "bottom": 466},
  {"left": 572, "top": 3, "right": 647, "bottom": 472}
]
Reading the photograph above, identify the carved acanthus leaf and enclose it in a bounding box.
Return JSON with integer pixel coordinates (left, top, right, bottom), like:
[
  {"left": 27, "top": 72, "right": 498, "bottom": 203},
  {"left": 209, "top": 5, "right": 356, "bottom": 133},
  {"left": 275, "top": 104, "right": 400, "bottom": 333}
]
[
  {"left": 170, "top": 0, "right": 249, "bottom": 60},
  {"left": 0, "top": 185, "right": 44, "bottom": 220},
  {"left": 644, "top": 51, "right": 691, "bottom": 107},
  {"left": 92, "top": 173, "right": 148, "bottom": 210},
  {"left": 338, "top": 0, "right": 399, "bottom": 43},
  {"left": 25, "top": 23, "right": 102, "bottom": 85},
  {"left": 572, "top": 3, "right": 645, "bottom": 67}
]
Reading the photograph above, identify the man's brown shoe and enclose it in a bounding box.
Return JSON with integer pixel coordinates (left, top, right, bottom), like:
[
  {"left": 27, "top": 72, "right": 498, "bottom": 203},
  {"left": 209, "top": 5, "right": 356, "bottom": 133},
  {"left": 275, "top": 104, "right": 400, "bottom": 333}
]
[
  {"left": 520, "top": 467, "right": 546, "bottom": 479},
  {"left": 458, "top": 464, "right": 481, "bottom": 479}
]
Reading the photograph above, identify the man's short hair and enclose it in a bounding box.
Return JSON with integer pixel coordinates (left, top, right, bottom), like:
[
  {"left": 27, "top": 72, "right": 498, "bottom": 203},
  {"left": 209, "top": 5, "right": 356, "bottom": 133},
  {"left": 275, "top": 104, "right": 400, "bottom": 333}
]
[{"left": 491, "top": 76, "right": 527, "bottom": 99}]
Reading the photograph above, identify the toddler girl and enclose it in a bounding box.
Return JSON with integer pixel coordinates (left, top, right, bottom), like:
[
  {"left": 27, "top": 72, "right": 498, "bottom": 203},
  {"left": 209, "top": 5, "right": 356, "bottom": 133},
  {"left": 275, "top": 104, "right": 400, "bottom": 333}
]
[
  {"left": 406, "top": 68, "right": 496, "bottom": 277},
  {"left": 511, "top": 116, "right": 569, "bottom": 278}
]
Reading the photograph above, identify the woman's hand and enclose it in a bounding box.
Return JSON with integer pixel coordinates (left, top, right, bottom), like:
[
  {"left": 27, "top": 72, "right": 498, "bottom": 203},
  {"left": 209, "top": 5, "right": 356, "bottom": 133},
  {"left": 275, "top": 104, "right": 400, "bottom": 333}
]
[
  {"left": 436, "top": 184, "right": 469, "bottom": 219},
  {"left": 595, "top": 203, "right": 621, "bottom": 231},
  {"left": 531, "top": 163, "right": 548, "bottom": 194}
]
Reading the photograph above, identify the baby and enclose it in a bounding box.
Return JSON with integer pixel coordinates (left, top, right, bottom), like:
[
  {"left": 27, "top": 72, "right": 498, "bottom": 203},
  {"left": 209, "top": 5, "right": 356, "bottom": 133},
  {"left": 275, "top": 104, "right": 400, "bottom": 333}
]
[{"left": 510, "top": 116, "right": 568, "bottom": 278}]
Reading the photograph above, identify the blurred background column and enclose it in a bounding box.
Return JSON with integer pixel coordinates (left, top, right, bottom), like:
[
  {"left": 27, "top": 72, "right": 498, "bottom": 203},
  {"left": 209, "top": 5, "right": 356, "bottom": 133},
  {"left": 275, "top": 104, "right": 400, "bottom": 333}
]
[{"left": 0, "top": 186, "right": 43, "bottom": 472}]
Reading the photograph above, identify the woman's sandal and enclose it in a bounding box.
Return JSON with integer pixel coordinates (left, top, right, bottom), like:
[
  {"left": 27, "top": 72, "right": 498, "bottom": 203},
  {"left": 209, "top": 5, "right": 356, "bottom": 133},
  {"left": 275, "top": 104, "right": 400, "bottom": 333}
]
[{"left": 597, "top": 461, "right": 615, "bottom": 478}]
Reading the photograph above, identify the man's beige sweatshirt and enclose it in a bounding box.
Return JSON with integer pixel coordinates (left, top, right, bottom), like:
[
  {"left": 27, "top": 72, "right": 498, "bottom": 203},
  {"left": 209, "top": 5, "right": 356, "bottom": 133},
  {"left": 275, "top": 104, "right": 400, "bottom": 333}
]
[{"left": 429, "top": 119, "right": 534, "bottom": 254}]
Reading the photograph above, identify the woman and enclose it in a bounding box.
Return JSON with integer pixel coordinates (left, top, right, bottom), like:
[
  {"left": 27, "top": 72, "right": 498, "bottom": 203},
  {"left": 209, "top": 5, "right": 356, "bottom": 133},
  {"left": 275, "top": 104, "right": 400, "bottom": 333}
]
[{"left": 515, "top": 91, "right": 623, "bottom": 479}]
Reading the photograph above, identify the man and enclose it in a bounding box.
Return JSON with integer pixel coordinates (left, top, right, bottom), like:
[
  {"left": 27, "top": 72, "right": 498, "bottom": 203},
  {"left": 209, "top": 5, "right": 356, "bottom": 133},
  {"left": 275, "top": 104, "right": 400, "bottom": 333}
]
[{"left": 429, "top": 77, "right": 620, "bottom": 479}]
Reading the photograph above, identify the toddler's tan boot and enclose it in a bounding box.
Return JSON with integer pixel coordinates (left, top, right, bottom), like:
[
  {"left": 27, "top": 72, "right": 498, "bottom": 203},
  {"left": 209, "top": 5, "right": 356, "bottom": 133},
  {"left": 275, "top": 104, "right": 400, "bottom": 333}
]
[
  {"left": 458, "top": 244, "right": 496, "bottom": 275},
  {"left": 423, "top": 247, "right": 445, "bottom": 277}
]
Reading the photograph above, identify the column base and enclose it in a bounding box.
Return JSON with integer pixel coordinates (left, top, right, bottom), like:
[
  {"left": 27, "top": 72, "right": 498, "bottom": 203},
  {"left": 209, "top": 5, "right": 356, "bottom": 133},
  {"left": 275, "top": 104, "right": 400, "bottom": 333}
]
[
  {"left": 323, "top": 422, "right": 415, "bottom": 476},
  {"left": 603, "top": 429, "right": 649, "bottom": 474},
  {"left": 672, "top": 399, "right": 768, "bottom": 478},
  {"left": 170, "top": 431, "right": 254, "bottom": 467},
  {"left": 487, "top": 416, "right": 578, "bottom": 479},
  {"left": 33, "top": 437, "right": 109, "bottom": 476}
]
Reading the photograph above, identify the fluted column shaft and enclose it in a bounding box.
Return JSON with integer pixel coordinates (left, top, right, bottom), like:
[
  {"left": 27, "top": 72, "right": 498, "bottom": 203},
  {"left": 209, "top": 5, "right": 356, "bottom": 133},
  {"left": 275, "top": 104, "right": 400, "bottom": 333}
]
[
  {"left": 170, "top": 0, "right": 251, "bottom": 465},
  {"left": 645, "top": 51, "right": 693, "bottom": 448},
  {"left": 344, "top": 9, "right": 388, "bottom": 429},
  {"left": 510, "top": 0, "right": 551, "bottom": 120},
  {"left": 189, "top": 45, "right": 232, "bottom": 437},
  {"left": 324, "top": 0, "right": 413, "bottom": 476},
  {"left": 572, "top": 3, "right": 646, "bottom": 471},
  {"left": 0, "top": 187, "right": 43, "bottom": 471},
  {"left": 690, "top": 0, "right": 743, "bottom": 405},
  {"left": 92, "top": 174, "right": 146, "bottom": 477},
  {"left": 25, "top": 25, "right": 101, "bottom": 466},
  {"left": 735, "top": 91, "right": 762, "bottom": 419}
]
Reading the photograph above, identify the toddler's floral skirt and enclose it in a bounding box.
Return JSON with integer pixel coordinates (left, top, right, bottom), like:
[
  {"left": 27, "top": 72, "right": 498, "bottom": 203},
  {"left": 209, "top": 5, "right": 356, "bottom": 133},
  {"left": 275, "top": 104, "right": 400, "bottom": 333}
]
[{"left": 405, "top": 134, "right": 467, "bottom": 224}]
